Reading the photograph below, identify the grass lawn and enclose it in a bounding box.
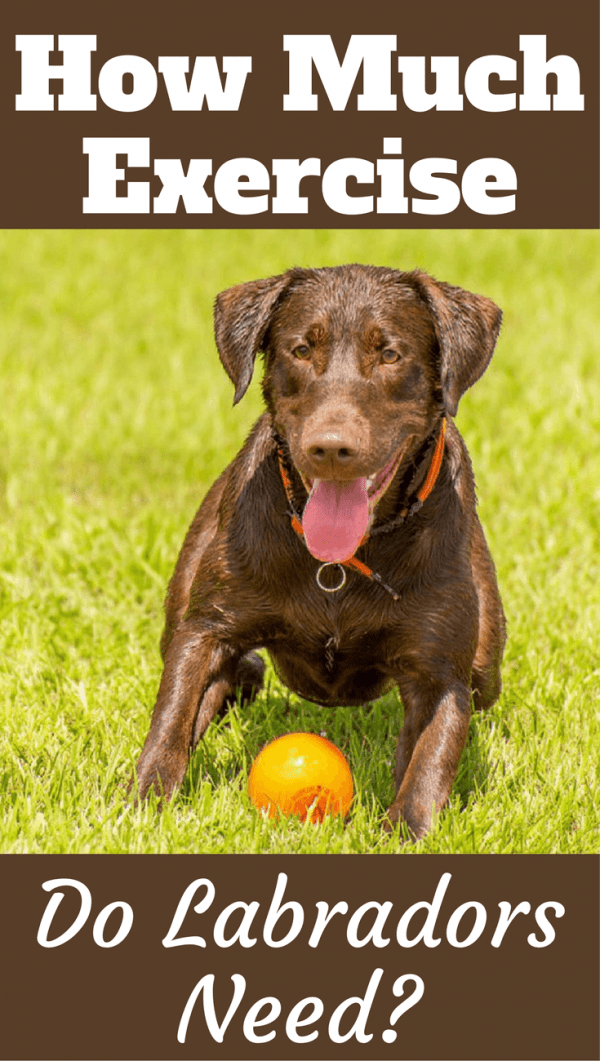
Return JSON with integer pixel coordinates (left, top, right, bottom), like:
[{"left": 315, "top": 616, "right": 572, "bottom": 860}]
[{"left": 0, "top": 228, "right": 598, "bottom": 854}]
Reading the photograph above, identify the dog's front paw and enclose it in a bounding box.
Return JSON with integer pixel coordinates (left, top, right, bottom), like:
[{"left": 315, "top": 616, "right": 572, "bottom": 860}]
[
  {"left": 133, "top": 747, "right": 188, "bottom": 806},
  {"left": 384, "top": 798, "right": 431, "bottom": 841}
]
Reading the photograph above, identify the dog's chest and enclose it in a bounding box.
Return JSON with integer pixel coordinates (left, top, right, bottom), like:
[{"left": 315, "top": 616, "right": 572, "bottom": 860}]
[
  {"left": 266, "top": 585, "right": 397, "bottom": 704},
  {"left": 268, "top": 626, "right": 395, "bottom": 706}
]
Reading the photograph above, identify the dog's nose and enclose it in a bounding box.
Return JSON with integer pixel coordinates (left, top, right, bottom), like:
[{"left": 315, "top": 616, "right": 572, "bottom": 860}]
[{"left": 305, "top": 430, "right": 359, "bottom": 469}]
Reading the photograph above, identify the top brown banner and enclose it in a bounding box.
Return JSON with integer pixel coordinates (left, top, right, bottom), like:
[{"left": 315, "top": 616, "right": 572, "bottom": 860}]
[{"left": 1, "top": 0, "right": 598, "bottom": 227}]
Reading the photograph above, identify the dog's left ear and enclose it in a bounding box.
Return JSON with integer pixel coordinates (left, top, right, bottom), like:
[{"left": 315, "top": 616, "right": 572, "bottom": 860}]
[
  {"left": 412, "top": 271, "right": 502, "bottom": 417},
  {"left": 214, "top": 270, "right": 300, "bottom": 404}
]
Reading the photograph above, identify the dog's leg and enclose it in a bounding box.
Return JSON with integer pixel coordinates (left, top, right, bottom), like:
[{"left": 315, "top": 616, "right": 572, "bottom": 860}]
[
  {"left": 192, "top": 674, "right": 237, "bottom": 745},
  {"left": 187, "top": 654, "right": 266, "bottom": 735},
  {"left": 389, "top": 676, "right": 471, "bottom": 839},
  {"left": 135, "top": 626, "right": 237, "bottom": 801},
  {"left": 190, "top": 652, "right": 264, "bottom": 743},
  {"left": 219, "top": 651, "right": 266, "bottom": 718},
  {"left": 470, "top": 520, "right": 506, "bottom": 711},
  {"left": 471, "top": 634, "right": 504, "bottom": 710}
]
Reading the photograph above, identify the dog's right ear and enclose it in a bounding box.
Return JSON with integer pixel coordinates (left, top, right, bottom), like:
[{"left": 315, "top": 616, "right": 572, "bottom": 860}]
[{"left": 214, "top": 271, "right": 299, "bottom": 404}]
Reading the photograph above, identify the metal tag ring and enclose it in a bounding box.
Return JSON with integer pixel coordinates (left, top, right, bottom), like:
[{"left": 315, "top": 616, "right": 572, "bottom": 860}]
[{"left": 316, "top": 562, "right": 347, "bottom": 593}]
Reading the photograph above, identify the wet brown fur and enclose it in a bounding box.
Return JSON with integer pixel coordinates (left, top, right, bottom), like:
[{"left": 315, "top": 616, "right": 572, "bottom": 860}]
[{"left": 135, "top": 265, "right": 506, "bottom": 839}]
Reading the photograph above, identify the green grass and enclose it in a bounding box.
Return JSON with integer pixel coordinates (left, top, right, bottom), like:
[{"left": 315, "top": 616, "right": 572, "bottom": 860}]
[{"left": 0, "top": 229, "right": 598, "bottom": 853}]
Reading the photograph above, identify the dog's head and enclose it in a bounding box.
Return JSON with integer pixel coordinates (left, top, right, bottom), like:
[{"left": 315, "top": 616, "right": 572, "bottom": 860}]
[{"left": 214, "top": 264, "right": 501, "bottom": 561}]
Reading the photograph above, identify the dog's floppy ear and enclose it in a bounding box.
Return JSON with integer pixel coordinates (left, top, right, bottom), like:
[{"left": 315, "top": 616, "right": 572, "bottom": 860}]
[
  {"left": 214, "top": 270, "right": 299, "bottom": 404},
  {"left": 411, "top": 271, "right": 502, "bottom": 417}
]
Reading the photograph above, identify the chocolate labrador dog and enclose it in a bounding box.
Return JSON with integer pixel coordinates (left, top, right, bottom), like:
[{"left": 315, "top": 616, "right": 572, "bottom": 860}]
[{"left": 135, "top": 264, "right": 505, "bottom": 838}]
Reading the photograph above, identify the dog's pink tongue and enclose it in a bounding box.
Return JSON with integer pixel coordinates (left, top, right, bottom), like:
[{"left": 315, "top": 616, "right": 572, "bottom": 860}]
[{"left": 302, "top": 479, "right": 369, "bottom": 562}]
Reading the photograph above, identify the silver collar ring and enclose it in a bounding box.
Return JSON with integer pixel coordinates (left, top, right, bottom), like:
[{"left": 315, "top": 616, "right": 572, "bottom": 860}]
[{"left": 316, "top": 562, "right": 347, "bottom": 593}]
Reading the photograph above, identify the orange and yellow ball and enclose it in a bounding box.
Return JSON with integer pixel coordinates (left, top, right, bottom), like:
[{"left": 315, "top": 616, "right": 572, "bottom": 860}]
[{"left": 248, "top": 732, "right": 353, "bottom": 822}]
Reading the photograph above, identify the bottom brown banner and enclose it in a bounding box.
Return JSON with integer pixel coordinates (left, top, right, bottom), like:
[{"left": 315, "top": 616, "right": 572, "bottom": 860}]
[{"left": 1, "top": 854, "right": 598, "bottom": 1061}]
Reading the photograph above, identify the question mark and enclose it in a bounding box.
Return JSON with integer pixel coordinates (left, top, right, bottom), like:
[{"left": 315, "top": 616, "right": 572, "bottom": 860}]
[{"left": 382, "top": 974, "right": 425, "bottom": 1043}]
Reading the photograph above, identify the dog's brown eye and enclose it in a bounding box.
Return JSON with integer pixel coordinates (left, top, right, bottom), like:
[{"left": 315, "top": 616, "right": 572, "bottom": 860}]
[
  {"left": 381, "top": 349, "right": 401, "bottom": 364},
  {"left": 293, "top": 345, "right": 310, "bottom": 360}
]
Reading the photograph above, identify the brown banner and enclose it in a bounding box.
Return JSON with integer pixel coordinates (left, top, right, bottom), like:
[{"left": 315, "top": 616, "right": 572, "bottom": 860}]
[
  {"left": 0, "top": 0, "right": 598, "bottom": 227},
  {"left": 1, "top": 854, "right": 598, "bottom": 1060},
  {"left": 2, "top": 4, "right": 599, "bottom": 1059}
]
